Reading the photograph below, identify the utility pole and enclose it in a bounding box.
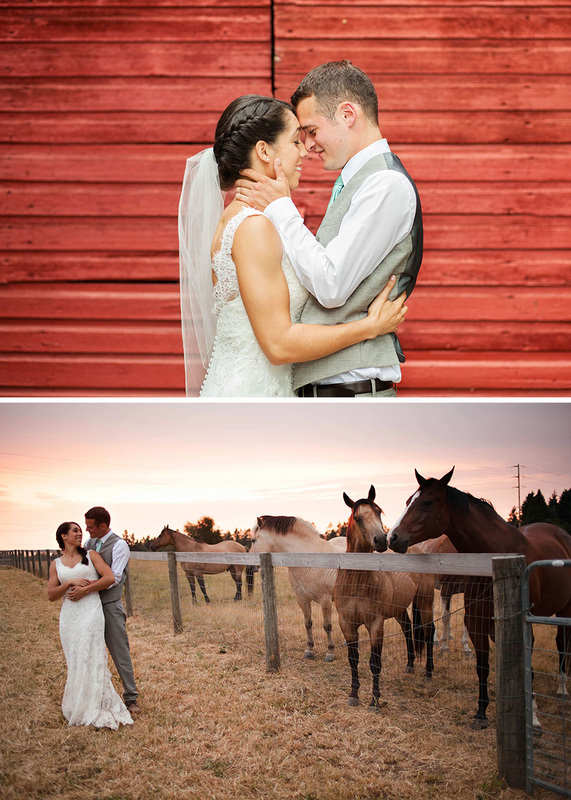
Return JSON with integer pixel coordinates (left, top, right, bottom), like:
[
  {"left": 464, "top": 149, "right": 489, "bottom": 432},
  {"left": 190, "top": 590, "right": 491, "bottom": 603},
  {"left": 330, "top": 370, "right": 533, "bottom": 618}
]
[{"left": 511, "top": 464, "right": 523, "bottom": 525}]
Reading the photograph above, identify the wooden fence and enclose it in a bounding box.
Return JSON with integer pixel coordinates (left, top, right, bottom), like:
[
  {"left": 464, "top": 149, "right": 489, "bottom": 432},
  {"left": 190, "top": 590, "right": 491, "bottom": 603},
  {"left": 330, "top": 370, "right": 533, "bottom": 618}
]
[{"left": 6, "top": 546, "right": 530, "bottom": 789}]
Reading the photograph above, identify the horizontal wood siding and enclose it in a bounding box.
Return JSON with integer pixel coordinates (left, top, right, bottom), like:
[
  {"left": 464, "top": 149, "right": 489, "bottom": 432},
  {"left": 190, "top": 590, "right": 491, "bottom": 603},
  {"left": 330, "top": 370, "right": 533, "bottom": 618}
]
[
  {"left": 275, "top": 0, "right": 571, "bottom": 395},
  {"left": 1, "top": 0, "right": 569, "bottom": 395},
  {"left": 0, "top": 1, "right": 272, "bottom": 395}
]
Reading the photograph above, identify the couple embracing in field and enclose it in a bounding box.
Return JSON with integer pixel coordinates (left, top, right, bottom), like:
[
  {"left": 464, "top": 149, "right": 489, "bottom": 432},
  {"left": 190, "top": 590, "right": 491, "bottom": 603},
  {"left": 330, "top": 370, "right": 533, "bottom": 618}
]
[
  {"left": 47, "top": 507, "right": 138, "bottom": 729},
  {"left": 180, "top": 60, "right": 422, "bottom": 398}
]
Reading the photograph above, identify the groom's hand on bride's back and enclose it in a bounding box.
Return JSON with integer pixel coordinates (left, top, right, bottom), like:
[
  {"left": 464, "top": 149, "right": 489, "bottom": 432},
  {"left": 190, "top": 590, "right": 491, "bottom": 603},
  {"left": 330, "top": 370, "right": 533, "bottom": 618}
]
[{"left": 236, "top": 158, "right": 290, "bottom": 211}]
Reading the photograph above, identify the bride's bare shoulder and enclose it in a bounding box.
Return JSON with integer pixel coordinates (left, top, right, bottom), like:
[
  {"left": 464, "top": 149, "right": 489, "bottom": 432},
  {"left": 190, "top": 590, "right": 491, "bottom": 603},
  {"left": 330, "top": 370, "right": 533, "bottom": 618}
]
[{"left": 232, "top": 210, "right": 282, "bottom": 258}]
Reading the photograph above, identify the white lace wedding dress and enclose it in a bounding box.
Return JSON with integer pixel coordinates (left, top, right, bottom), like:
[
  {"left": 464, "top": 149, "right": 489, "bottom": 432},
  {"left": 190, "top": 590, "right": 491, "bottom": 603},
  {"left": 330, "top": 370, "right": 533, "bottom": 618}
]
[
  {"left": 200, "top": 207, "right": 309, "bottom": 397},
  {"left": 56, "top": 552, "right": 133, "bottom": 729}
]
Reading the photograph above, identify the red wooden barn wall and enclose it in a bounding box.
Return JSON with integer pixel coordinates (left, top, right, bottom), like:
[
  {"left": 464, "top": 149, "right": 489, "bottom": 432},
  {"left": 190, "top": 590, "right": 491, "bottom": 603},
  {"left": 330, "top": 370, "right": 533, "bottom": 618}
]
[
  {"left": 0, "top": 0, "right": 272, "bottom": 395},
  {"left": 1, "top": 0, "right": 570, "bottom": 396}
]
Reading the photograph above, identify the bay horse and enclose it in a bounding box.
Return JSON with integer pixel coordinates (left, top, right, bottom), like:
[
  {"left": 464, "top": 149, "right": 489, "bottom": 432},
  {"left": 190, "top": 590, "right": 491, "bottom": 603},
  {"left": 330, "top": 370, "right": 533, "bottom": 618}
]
[
  {"left": 250, "top": 516, "right": 346, "bottom": 661},
  {"left": 387, "top": 468, "right": 571, "bottom": 729},
  {"left": 150, "top": 526, "right": 251, "bottom": 603},
  {"left": 334, "top": 486, "right": 435, "bottom": 708}
]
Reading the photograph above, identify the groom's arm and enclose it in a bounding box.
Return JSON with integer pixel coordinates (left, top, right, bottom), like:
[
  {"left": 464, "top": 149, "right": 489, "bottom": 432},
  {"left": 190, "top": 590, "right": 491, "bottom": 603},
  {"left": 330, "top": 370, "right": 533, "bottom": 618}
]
[{"left": 237, "top": 169, "right": 416, "bottom": 308}]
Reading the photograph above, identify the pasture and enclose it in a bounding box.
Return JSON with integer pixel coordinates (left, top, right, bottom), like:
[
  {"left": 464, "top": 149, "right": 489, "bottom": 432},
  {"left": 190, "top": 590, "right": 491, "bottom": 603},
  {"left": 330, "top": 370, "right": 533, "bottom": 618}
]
[{"left": 0, "top": 562, "right": 557, "bottom": 800}]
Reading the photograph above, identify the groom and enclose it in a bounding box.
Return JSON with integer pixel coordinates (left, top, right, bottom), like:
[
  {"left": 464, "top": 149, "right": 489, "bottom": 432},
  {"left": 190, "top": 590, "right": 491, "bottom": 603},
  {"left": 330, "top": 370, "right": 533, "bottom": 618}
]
[
  {"left": 82, "top": 506, "right": 140, "bottom": 715},
  {"left": 236, "top": 60, "right": 423, "bottom": 398}
]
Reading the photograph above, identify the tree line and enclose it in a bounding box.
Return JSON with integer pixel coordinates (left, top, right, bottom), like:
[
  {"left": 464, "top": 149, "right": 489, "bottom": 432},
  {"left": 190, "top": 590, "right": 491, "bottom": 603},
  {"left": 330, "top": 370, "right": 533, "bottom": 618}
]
[{"left": 508, "top": 488, "right": 571, "bottom": 532}]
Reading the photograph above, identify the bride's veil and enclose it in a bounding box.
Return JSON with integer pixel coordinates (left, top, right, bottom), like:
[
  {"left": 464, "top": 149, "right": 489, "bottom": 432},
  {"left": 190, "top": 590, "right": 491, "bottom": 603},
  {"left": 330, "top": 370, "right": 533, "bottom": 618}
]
[{"left": 178, "top": 148, "right": 225, "bottom": 395}]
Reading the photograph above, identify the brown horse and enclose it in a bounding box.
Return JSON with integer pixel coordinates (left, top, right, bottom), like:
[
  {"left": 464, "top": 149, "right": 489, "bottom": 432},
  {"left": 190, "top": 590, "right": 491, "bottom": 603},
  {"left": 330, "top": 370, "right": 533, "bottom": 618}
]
[
  {"left": 334, "top": 486, "right": 435, "bottom": 708},
  {"left": 150, "top": 526, "right": 251, "bottom": 603},
  {"left": 387, "top": 468, "right": 571, "bottom": 729}
]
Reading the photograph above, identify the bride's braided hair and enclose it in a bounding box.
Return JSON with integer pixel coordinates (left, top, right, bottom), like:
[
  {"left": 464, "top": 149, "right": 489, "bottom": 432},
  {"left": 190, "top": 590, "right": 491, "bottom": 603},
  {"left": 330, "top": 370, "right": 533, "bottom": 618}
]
[
  {"left": 214, "top": 95, "right": 294, "bottom": 190},
  {"left": 56, "top": 521, "right": 88, "bottom": 565}
]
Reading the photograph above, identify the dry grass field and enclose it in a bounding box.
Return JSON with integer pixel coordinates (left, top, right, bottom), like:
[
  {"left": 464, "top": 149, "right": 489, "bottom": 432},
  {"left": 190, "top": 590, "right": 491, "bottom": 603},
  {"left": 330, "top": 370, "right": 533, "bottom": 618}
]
[{"left": 0, "top": 561, "right": 560, "bottom": 800}]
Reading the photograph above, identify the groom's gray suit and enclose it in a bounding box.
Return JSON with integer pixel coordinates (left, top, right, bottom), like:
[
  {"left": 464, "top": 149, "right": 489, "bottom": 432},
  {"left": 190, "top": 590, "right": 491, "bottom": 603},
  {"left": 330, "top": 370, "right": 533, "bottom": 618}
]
[{"left": 85, "top": 531, "right": 138, "bottom": 704}]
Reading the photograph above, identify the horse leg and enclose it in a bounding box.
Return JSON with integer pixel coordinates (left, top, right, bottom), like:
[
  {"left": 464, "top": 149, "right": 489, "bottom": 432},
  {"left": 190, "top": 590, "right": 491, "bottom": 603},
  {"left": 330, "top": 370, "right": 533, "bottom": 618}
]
[
  {"left": 556, "top": 624, "right": 569, "bottom": 697},
  {"left": 421, "top": 606, "right": 435, "bottom": 679},
  {"left": 299, "top": 597, "right": 315, "bottom": 660},
  {"left": 246, "top": 565, "right": 256, "bottom": 598},
  {"left": 186, "top": 572, "right": 198, "bottom": 603},
  {"left": 440, "top": 593, "right": 451, "bottom": 653},
  {"left": 230, "top": 565, "right": 242, "bottom": 602},
  {"left": 369, "top": 626, "right": 384, "bottom": 709},
  {"left": 461, "top": 622, "right": 473, "bottom": 656},
  {"left": 396, "top": 610, "right": 415, "bottom": 674},
  {"left": 466, "top": 622, "right": 490, "bottom": 729},
  {"left": 196, "top": 573, "right": 210, "bottom": 603},
  {"left": 347, "top": 636, "right": 360, "bottom": 706},
  {"left": 322, "top": 597, "right": 335, "bottom": 663}
]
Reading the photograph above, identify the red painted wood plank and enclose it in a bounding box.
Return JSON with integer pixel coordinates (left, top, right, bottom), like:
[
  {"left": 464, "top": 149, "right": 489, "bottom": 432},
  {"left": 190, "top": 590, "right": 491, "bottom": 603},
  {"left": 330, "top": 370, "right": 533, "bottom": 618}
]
[
  {"left": 1, "top": 0, "right": 269, "bottom": 5},
  {"left": 274, "top": 39, "right": 571, "bottom": 75},
  {"left": 2, "top": 250, "right": 569, "bottom": 287},
  {"left": 1, "top": 352, "right": 569, "bottom": 393},
  {"left": 3, "top": 319, "right": 568, "bottom": 356},
  {"left": 0, "top": 354, "right": 185, "bottom": 389},
  {"left": 3, "top": 145, "right": 570, "bottom": 183},
  {"left": 0, "top": 251, "right": 178, "bottom": 283},
  {"left": 273, "top": 0, "right": 571, "bottom": 6},
  {"left": 6, "top": 181, "right": 569, "bottom": 218},
  {"left": 399, "top": 352, "right": 571, "bottom": 391},
  {"left": 3, "top": 110, "right": 570, "bottom": 146},
  {"left": 3, "top": 213, "right": 570, "bottom": 252},
  {"left": 2, "top": 284, "right": 569, "bottom": 323},
  {"left": 275, "top": 75, "right": 571, "bottom": 112},
  {"left": 0, "top": 78, "right": 274, "bottom": 113},
  {"left": 2, "top": 76, "right": 568, "bottom": 113},
  {"left": 2, "top": 9, "right": 271, "bottom": 42},
  {"left": 274, "top": 6, "right": 571, "bottom": 39},
  {"left": 0, "top": 42, "right": 270, "bottom": 78}
]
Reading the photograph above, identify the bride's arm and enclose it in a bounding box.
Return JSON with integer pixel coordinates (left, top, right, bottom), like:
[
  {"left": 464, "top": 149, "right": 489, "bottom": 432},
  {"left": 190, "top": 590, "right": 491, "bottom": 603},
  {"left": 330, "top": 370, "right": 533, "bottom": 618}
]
[
  {"left": 233, "top": 215, "right": 407, "bottom": 366},
  {"left": 66, "top": 552, "right": 115, "bottom": 601}
]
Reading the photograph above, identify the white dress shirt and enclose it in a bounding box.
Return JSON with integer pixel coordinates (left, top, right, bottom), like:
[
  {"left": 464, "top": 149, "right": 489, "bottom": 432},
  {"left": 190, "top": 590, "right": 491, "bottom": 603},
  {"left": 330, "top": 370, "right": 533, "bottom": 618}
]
[
  {"left": 265, "top": 139, "right": 417, "bottom": 385},
  {"left": 97, "top": 530, "right": 130, "bottom": 587}
]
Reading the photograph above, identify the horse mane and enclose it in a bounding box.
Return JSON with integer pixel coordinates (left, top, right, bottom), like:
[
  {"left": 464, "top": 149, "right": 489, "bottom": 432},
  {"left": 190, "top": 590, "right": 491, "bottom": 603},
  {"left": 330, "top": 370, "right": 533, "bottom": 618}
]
[
  {"left": 256, "top": 515, "right": 320, "bottom": 537},
  {"left": 446, "top": 485, "right": 500, "bottom": 522}
]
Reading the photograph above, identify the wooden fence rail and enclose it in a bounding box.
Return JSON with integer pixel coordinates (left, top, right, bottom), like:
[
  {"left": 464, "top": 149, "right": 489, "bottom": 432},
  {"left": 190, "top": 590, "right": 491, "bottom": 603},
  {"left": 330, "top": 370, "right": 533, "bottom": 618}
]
[{"left": 5, "top": 548, "right": 527, "bottom": 789}]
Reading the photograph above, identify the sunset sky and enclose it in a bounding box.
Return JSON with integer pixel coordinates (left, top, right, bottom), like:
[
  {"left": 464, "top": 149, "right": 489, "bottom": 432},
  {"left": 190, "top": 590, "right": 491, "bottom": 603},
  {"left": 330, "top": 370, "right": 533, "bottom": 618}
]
[{"left": 1, "top": 400, "right": 569, "bottom": 552}]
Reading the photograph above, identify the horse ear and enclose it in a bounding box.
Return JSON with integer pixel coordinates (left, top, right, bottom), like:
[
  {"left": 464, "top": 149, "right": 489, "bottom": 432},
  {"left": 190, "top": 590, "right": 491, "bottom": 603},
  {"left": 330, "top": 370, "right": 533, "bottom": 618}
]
[
  {"left": 441, "top": 467, "right": 455, "bottom": 485},
  {"left": 343, "top": 492, "right": 354, "bottom": 509},
  {"left": 368, "top": 485, "right": 376, "bottom": 502},
  {"left": 415, "top": 469, "right": 427, "bottom": 486},
  {"left": 256, "top": 517, "right": 263, "bottom": 527}
]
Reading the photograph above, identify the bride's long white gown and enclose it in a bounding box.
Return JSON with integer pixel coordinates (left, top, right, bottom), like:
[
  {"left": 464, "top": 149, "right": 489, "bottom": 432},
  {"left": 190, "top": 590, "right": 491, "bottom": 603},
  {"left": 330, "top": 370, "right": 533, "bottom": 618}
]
[
  {"left": 200, "top": 207, "right": 309, "bottom": 397},
  {"left": 55, "top": 552, "right": 133, "bottom": 729}
]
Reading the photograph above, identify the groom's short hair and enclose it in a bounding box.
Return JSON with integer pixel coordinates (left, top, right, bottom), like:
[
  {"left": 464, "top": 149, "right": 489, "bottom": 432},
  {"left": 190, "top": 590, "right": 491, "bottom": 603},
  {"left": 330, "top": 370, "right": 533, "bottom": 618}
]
[
  {"left": 291, "top": 60, "right": 379, "bottom": 126},
  {"left": 85, "top": 506, "right": 111, "bottom": 527}
]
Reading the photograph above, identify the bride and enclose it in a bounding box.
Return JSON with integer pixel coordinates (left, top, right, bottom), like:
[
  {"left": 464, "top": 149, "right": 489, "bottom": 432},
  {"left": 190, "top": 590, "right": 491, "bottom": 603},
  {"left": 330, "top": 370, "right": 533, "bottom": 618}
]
[
  {"left": 47, "top": 522, "right": 133, "bottom": 729},
  {"left": 179, "top": 95, "right": 407, "bottom": 397}
]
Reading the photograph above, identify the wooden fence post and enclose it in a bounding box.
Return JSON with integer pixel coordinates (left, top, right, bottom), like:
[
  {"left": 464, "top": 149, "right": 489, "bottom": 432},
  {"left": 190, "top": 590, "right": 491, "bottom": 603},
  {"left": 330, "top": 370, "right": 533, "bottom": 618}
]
[
  {"left": 260, "top": 552, "right": 280, "bottom": 673},
  {"left": 492, "top": 554, "right": 527, "bottom": 790},
  {"left": 167, "top": 552, "right": 183, "bottom": 634},
  {"left": 124, "top": 563, "right": 134, "bottom": 618},
  {"left": 36, "top": 549, "right": 43, "bottom": 578}
]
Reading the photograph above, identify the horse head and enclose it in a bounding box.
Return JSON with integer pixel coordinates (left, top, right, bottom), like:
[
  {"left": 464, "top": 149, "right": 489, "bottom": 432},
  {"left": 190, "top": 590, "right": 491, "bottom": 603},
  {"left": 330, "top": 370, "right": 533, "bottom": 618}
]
[
  {"left": 343, "top": 485, "right": 387, "bottom": 553},
  {"left": 387, "top": 468, "right": 455, "bottom": 553},
  {"left": 149, "top": 525, "right": 175, "bottom": 551}
]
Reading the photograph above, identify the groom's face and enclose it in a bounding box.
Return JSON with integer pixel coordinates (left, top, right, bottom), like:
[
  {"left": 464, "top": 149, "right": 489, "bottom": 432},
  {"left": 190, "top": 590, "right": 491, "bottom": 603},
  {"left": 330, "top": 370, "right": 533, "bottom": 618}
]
[
  {"left": 85, "top": 517, "right": 106, "bottom": 539},
  {"left": 296, "top": 95, "right": 349, "bottom": 171}
]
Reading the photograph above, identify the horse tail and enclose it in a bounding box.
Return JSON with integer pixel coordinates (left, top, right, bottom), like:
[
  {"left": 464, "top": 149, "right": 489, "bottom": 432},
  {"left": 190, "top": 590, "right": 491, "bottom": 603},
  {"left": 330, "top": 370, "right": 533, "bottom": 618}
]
[
  {"left": 246, "top": 565, "right": 256, "bottom": 596},
  {"left": 412, "top": 602, "right": 426, "bottom": 656}
]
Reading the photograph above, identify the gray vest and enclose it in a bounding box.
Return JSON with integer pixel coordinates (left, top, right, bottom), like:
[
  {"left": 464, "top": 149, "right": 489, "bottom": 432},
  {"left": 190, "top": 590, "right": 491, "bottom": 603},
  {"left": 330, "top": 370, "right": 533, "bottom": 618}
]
[
  {"left": 85, "top": 531, "right": 126, "bottom": 604},
  {"left": 292, "top": 151, "right": 423, "bottom": 389}
]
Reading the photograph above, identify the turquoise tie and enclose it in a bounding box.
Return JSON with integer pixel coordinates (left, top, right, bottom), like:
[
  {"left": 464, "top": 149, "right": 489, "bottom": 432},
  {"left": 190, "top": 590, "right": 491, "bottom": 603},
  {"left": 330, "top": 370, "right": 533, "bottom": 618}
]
[
  {"left": 327, "top": 175, "right": 344, "bottom": 210},
  {"left": 95, "top": 540, "right": 102, "bottom": 552}
]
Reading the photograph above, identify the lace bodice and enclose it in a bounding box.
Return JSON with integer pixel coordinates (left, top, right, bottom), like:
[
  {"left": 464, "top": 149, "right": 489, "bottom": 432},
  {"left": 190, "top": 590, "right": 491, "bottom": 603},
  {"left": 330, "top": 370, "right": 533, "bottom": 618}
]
[
  {"left": 55, "top": 553, "right": 132, "bottom": 729},
  {"left": 201, "top": 207, "right": 309, "bottom": 397}
]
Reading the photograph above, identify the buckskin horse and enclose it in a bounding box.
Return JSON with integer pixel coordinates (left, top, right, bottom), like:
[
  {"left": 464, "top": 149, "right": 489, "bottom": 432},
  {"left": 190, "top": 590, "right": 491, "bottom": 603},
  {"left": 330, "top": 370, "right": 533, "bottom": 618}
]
[
  {"left": 334, "top": 486, "right": 435, "bottom": 708},
  {"left": 387, "top": 468, "right": 571, "bottom": 729}
]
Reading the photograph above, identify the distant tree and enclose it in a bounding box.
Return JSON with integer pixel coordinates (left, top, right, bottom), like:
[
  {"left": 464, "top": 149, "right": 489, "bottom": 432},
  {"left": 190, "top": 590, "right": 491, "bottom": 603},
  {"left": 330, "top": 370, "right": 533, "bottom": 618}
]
[
  {"left": 507, "top": 507, "right": 520, "bottom": 527},
  {"left": 184, "top": 516, "right": 223, "bottom": 545},
  {"left": 557, "top": 488, "right": 571, "bottom": 531},
  {"left": 122, "top": 530, "right": 136, "bottom": 547},
  {"left": 520, "top": 489, "right": 549, "bottom": 525},
  {"left": 232, "top": 528, "right": 252, "bottom": 549},
  {"left": 325, "top": 521, "right": 348, "bottom": 539},
  {"left": 518, "top": 488, "right": 571, "bottom": 533}
]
